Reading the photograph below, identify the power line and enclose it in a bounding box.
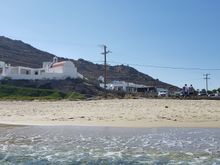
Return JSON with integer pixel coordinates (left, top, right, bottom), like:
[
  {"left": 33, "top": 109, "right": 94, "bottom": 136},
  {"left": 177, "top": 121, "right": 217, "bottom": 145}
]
[{"left": 91, "top": 60, "right": 220, "bottom": 71}]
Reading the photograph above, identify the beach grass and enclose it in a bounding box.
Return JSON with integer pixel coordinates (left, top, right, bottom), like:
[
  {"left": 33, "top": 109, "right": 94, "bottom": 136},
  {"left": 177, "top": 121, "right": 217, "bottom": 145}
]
[{"left": 0, "top": 84, "right": 84, "bottom": 100}]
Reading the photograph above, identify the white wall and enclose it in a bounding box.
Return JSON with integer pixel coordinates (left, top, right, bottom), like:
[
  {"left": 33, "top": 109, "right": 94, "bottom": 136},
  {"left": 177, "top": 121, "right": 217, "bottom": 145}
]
[
  {"left": 63, "top": 61, "right": 78, "bottom": 76},
  {"left": 6, "top": 72, "right": 76, "bottom": 80}
]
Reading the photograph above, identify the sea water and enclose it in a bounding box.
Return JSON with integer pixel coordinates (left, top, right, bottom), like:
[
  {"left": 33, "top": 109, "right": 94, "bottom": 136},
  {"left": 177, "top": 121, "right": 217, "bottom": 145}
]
[{"left": 0, "top": 126, "right": 220, "bottom": 165}]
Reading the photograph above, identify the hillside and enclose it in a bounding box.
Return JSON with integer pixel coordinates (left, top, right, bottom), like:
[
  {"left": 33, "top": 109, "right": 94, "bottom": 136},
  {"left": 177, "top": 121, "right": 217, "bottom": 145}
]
[{"left": 0, "top": 36, "right": 179, "bottom": 91}]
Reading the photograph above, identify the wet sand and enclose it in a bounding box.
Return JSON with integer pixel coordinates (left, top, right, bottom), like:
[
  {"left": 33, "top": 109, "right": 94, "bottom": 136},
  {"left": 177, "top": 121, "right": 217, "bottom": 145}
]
[{"left": 0, "top": 99, "right": 220, "bottom": 128}]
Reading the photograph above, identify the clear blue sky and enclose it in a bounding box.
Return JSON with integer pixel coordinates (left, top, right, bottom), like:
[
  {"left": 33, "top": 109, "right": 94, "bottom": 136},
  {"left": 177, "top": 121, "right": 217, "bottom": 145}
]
[{"left": 0, "top": 0, "right": 220, "bottom": 90}]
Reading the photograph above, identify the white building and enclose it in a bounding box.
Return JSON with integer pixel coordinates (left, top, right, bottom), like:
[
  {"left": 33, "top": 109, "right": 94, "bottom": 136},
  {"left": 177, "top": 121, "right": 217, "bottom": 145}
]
[
  {"left": 100, "top": 80, "right": 156, "bottom": 94},
  {"left": 0, "top": 57, "right": 83, "bottom": 80}
]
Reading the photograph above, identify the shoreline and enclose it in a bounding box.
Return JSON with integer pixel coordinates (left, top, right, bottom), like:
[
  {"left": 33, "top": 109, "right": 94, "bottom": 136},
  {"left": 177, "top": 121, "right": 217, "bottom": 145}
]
[
  {"left": 1, "top": 120, "right": 220, "bottom": 128},
  {"left": 0, "top": 99, "right": 220, "bottom": 128}
]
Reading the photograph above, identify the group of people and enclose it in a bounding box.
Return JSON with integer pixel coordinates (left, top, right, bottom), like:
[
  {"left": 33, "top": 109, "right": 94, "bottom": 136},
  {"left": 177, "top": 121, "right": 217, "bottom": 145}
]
[{"left": 182, "top": 84, "right": 195, "bottom": 97}]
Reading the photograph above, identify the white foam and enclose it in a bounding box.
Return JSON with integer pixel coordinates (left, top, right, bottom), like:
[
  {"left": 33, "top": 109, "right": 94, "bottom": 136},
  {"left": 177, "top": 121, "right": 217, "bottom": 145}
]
[{"left": 185, "top": 152, "right": 193, "bottom": 156}]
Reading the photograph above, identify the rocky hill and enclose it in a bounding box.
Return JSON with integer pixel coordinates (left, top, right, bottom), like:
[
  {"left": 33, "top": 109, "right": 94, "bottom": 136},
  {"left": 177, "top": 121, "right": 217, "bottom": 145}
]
[{"left": 0, "top": 36, "right": 179, "bottom": 91}]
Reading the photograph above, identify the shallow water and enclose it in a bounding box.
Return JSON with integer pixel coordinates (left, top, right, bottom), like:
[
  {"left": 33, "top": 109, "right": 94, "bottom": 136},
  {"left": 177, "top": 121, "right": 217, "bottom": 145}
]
[{"left": 0, "top": 126, "right": 220, "bottom": 165}]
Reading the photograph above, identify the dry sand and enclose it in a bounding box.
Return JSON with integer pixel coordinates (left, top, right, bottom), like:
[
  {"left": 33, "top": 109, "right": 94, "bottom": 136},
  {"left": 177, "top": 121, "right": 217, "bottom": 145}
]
[{"left": 0, "top": 99, "right": 220, "bottom": 128}]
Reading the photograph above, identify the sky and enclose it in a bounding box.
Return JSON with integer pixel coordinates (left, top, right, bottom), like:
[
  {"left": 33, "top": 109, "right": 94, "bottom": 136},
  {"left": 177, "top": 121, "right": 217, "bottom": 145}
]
[{"left": 0, "top": 0, "right": 219, "bottom": 90}]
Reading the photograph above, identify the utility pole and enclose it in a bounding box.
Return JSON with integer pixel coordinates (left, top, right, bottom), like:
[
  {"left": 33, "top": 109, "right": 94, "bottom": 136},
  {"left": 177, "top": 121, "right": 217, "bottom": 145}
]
[
  {"left": 101, "top": 45, "right": 111, "bottom": 98},
  {"left": 203, "top": 73, "right": 210, "bottom": 94}
]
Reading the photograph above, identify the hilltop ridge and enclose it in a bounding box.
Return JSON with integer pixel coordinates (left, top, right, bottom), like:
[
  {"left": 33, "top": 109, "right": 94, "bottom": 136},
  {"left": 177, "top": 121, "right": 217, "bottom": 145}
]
[{"left": 0, "top": 36, "right": 179, "bottom": 91}]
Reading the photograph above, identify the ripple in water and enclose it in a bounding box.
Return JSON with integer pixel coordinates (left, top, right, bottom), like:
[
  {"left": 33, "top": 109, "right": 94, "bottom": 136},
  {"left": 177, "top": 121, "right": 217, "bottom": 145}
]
[{"left": 0, "top": 126, "right": 220, "bottom": 164}]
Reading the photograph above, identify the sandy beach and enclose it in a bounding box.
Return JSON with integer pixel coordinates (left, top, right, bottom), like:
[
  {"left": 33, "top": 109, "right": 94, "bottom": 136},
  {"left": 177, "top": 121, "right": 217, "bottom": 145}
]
[{"left": 0, "top": 99, "right": 220, "bottom": 128}]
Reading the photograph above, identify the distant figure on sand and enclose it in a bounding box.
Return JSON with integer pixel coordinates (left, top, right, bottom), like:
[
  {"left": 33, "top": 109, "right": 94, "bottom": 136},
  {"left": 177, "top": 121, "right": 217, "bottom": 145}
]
[
  {"left": 189, "top": 84, "right": 195, "bottom": 96},
  {"left": 182, "top": 84, "right": 189, "bottom": 97}
]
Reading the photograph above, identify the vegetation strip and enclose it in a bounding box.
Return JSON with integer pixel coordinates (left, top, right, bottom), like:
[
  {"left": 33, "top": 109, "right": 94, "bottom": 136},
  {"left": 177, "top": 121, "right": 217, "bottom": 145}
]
[{"left": 0, "top": 85, "right": 84, "bottom": 100}]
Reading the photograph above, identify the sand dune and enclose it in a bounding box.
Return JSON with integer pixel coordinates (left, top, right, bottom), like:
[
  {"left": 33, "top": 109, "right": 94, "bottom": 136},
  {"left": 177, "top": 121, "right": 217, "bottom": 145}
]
[{"left": 0, "top": 99, "right": 220, "bottom": 127}]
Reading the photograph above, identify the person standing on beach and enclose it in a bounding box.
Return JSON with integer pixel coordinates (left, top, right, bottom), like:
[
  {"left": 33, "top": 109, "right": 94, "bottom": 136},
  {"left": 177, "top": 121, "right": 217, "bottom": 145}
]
[
  {"left": 182, "top": 84, "right": 189, "bottom": 97},
  {"left": 189, "top": 84, "right": 195, "bottom": 96}
]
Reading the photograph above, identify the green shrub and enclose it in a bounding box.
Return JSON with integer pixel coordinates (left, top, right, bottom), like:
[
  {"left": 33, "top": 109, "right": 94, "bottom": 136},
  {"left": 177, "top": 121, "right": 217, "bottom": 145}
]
[{"left": 0, "top": 85, "right": 83, "bottom": 101}]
